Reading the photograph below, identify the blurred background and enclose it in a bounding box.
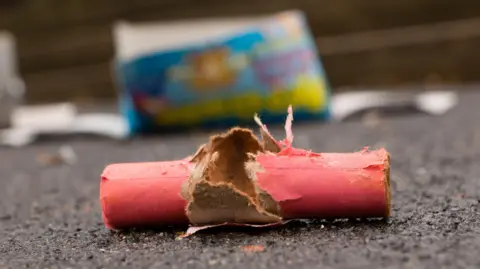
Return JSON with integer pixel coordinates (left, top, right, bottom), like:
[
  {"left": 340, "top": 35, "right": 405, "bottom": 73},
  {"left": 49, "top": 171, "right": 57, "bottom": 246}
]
[{"left": 1, "top": 0, "right": 480, "bottom": 104}]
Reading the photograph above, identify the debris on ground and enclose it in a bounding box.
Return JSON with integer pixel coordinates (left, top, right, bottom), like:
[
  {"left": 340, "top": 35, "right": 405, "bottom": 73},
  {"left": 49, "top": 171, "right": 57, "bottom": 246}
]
[
  {"left": 100, "top": 106, "right": 392, "bottom": 238},
  {"left": 330, "top": 88, "right": 458, "bottom": 121},
  {"left": 241, "top": 245, "right": 266, "bottom": 253},
  {"left": 0, "top": 103, "right": 129, "bottom": 147},
  {"left": 36, "top": 145, "right": 77, "bottom": 166}
]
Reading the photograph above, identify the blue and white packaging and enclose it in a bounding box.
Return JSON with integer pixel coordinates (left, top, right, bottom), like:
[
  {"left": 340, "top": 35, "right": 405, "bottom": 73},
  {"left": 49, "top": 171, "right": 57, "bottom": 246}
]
[{"left": 113, "top": 10, "right": 331, "bottom": 134}]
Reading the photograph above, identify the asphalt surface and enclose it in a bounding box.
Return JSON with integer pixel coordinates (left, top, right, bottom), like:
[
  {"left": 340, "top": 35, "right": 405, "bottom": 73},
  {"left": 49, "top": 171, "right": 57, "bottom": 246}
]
[{"left": 1, "top": 89, "right": 480, "bottom": 269}]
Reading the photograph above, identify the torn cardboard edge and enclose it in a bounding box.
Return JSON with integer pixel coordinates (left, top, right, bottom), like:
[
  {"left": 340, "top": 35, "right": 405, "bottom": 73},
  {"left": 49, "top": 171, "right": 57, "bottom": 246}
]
[
  {"left": 178, "top": 105, "right": 309, "bottom": 237},
  {"left": 181, "top": 127, "right": 282, "bottom": 224},
  {"left": 176, "top": 221, "right": 292, "bottom": 239},
  {"left": 176, "top": 105, "right": 390, "bottom": 238}
]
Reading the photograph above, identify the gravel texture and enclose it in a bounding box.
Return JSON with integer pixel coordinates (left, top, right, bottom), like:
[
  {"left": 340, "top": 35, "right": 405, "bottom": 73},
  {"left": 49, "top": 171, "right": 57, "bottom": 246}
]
[{"left": 1, "top": 89, "right": 479, "bottom": 269}]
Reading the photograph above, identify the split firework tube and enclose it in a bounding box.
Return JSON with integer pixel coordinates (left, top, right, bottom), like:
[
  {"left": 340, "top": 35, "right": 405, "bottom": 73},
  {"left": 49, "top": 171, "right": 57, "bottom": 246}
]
[{"left": 100, "top": 107, "right": 391, "bottom": 230}]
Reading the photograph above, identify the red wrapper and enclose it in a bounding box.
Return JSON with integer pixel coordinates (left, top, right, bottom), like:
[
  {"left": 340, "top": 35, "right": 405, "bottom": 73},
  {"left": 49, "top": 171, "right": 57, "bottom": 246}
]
[{"left": 100, "top": 106, "right": 391, "bottom": 233}]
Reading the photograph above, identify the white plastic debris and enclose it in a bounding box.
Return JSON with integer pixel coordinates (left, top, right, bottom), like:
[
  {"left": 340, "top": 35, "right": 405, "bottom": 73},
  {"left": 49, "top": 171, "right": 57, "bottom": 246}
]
[
  {"left": 330, "top": 88, "right": 459, "bottom": 121},
  {"left": 57, "top": 145, "right": 78, "bottom": 165},
  {"left": 72, "top": 113, "right": 130, "bottom": 140},
  {"left": 0, "top": 103, "right": 130, "bottom": 147},
  {"left": 414, "top": 90, "right": 459, "bottom": 116},
  {"left": 0, "top": 128, "right": 36, "bottom": 147},
  {"left": 0, "top": 31, "right": 25, "bottom": 127},
  {"left": 10, "top": 103, "right": 77, "bottom": 132}
]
